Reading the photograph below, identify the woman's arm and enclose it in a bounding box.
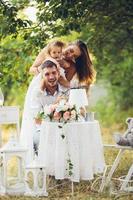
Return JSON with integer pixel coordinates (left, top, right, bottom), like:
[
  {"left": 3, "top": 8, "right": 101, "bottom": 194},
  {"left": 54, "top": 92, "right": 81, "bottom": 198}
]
[
  {"left": 57, "top": 59, "right": 76, "bottom": 82},
  {"left": 64, "top": 61, "right": 76, "bottom": 81},
  {"left": 58, "top": 75, "right": 70, "bottom": 88}
]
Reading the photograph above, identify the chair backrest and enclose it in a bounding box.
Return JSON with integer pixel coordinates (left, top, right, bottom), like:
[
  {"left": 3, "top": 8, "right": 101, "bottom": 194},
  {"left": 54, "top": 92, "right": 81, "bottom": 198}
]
[{"left": 0, "top": 106, "right": 20, "bottom": 146}]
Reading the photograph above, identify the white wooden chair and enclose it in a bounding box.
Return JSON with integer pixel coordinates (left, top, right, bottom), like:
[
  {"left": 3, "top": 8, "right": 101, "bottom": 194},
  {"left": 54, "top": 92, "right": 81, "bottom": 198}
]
[
  {"left": 99, "top": 144, "right": 133, "bottom": 193},
  {"left": 91, "top": 144, "right": 133, "bottom": 195},
  {"left": 0, "top": 106, "right": 20, "bottom": 147},
  {"left": 100, "top": 117, "right": 133, "bottom": 194}
]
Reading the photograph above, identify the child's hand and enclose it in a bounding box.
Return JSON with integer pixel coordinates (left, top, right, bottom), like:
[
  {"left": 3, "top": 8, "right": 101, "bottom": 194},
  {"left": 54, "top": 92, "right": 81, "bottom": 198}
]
[{"left": 57, "top": 59, "right": 70, "bottom": 69}]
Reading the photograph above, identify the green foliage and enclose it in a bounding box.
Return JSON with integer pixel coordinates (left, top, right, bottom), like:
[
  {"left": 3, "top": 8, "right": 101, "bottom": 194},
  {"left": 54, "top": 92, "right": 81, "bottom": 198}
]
[
  {"left": 0, "top": 36, "right": 34, "bottom": 102},
  {"left": 33, "top": 0, "right": 133, "bottom": 53},
  {"left": 107, "top": 54, "right": 133, "bottom": 109},
  {"left": 0, "top": 0, "right": 32, "bottom": 39},
  {"left": 92, "top": 97, "right": 133, "bottom": 126},
  {"left": 92, "top": 50, "right": 133, "bottom": 109}
]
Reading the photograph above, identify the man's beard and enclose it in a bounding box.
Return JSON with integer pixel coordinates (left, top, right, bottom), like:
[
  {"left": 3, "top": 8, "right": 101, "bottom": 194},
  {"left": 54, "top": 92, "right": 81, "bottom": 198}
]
[{"left": 48, "top": 79, "right": 57, "bottom": 86}]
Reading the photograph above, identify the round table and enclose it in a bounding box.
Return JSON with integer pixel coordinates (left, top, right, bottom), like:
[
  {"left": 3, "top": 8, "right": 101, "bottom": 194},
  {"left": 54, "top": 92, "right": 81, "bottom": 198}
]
[{"left": 38, "top": 120, "right": 105, "bottom": 182}]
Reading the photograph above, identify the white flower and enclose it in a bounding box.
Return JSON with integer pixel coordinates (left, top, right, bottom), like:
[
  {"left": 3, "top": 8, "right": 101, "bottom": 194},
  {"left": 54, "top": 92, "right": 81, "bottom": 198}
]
[
  {"left": 71, "top": 110, "right": 77, "bottom": 120},
  {"left": 66, "top": 103, "right": 75, "bottom": 110},
  {"left": 63, "top": 105, "right": 69, "bottom": 111},
  {"left": 44, "top": 105, "right": 52, "bottom": 115},
  {"left": 55, "top": 105, "right": 64, "bottom": 112},
  {"left": 59, "top": 99, "right": 66, "bottom": 106}
]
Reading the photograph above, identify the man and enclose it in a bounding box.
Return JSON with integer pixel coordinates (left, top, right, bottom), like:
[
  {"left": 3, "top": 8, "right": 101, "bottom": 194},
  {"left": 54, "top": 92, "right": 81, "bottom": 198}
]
[{"left": 31, "top": 60, "right": 68, "bottom": 154}]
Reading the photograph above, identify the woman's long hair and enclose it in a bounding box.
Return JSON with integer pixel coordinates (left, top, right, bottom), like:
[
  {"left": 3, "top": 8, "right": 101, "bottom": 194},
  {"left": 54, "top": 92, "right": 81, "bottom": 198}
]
[{"left": 75, "top": 40, "right": 96, "bottom": 85}]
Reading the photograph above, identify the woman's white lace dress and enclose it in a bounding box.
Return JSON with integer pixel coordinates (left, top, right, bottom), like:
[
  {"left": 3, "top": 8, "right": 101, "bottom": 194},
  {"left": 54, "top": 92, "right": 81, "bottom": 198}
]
[{"left": 20, "top": 73, "right": 42, "bottom": 163}]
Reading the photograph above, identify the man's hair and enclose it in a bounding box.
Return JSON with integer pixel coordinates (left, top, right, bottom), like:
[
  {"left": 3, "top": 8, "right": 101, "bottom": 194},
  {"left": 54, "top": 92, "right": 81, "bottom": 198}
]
[{"left": 41, "top": 60, "right": 57, "bottom": 70}]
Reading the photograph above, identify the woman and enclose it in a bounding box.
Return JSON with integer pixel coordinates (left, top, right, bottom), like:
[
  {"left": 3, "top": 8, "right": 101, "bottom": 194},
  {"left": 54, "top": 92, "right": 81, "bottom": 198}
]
[{"left": 61, "top": 40, "right": 96, "bottom": 87}]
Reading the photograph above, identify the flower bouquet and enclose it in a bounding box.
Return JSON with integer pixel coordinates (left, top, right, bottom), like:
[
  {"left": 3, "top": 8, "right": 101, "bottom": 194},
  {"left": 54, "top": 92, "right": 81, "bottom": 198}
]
[{"left": 36, "top": 101, "right": 85, "bottom": 123}]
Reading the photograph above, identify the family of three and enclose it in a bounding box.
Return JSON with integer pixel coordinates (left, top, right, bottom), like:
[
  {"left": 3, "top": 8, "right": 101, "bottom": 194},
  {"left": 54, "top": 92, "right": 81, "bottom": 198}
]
[{"left": 20, "top": 40, "right": 96, "bottom": 163}]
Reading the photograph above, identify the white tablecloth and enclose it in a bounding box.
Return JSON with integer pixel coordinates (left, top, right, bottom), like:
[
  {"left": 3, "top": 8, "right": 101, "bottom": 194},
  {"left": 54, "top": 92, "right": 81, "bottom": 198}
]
[{"left": 38, "top": 121, "right": 105, "bottom": 182}]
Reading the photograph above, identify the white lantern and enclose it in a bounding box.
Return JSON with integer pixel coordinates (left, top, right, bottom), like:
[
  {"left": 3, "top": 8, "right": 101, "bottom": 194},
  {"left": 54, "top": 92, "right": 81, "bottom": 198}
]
[
  {"left": 25, "top": 157, "right": 48, "bottom": 197},
  {"left": 68, "top": 88, "right": 88, "bottom": 108},
  {"left": 0, "top": 134, "right": 27, "bottom": 195},
  {"left": 69, "top": 88, "right": 89, "bottom": 121}
]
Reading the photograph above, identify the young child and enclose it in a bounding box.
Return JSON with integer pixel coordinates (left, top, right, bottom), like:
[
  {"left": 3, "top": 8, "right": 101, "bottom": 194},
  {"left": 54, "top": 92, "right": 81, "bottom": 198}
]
[
  {"left": 30, "top": 40, "right": 64, "bottom": 74},
  {"left": 29, "top": 40, "right": 70, "bottom": 88}
]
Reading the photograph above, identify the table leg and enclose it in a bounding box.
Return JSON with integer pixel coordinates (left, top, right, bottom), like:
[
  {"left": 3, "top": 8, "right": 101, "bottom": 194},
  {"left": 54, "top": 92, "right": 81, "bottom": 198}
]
[
  {"left": 101, "top": 149, "right": 125, "bottom": 192},
  {"left": 71, "top": 181, "right": 74, "bottom": 198}
]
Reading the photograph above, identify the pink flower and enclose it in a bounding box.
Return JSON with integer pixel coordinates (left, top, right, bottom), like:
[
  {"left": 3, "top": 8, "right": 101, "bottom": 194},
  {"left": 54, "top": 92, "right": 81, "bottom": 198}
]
[
  {"left": 63, "top": 111, "right": 70, "bottom": 121},
  {"left": 53, "top": 112, "right": 61, "bottom": 121},
  {"left": 50, "top": 104, "right": 57, "bottom": 112}
]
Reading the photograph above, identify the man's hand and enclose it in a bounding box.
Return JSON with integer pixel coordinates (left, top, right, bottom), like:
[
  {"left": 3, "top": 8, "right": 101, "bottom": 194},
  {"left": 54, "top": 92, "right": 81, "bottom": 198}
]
[
  {"left": 35, "top": 118, "right": 42, "bottom": 124},
  {"left": 35, "top": 111, "right": 44, "bottom": 124},
  {"left": 54, "top": 95, "right": 67, "bottom": 104}
]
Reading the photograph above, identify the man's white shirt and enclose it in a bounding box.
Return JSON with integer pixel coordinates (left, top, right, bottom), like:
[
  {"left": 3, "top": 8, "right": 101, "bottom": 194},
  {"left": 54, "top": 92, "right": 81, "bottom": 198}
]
[{"left": 30, "top": 84, "right": 68, "bottom": 117}]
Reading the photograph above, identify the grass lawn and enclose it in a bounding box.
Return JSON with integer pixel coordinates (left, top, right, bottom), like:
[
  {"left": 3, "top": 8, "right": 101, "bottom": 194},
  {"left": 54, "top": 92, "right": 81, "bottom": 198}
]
[{"left": 0, "top": 123, "right": 133, "bottom": 200}]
